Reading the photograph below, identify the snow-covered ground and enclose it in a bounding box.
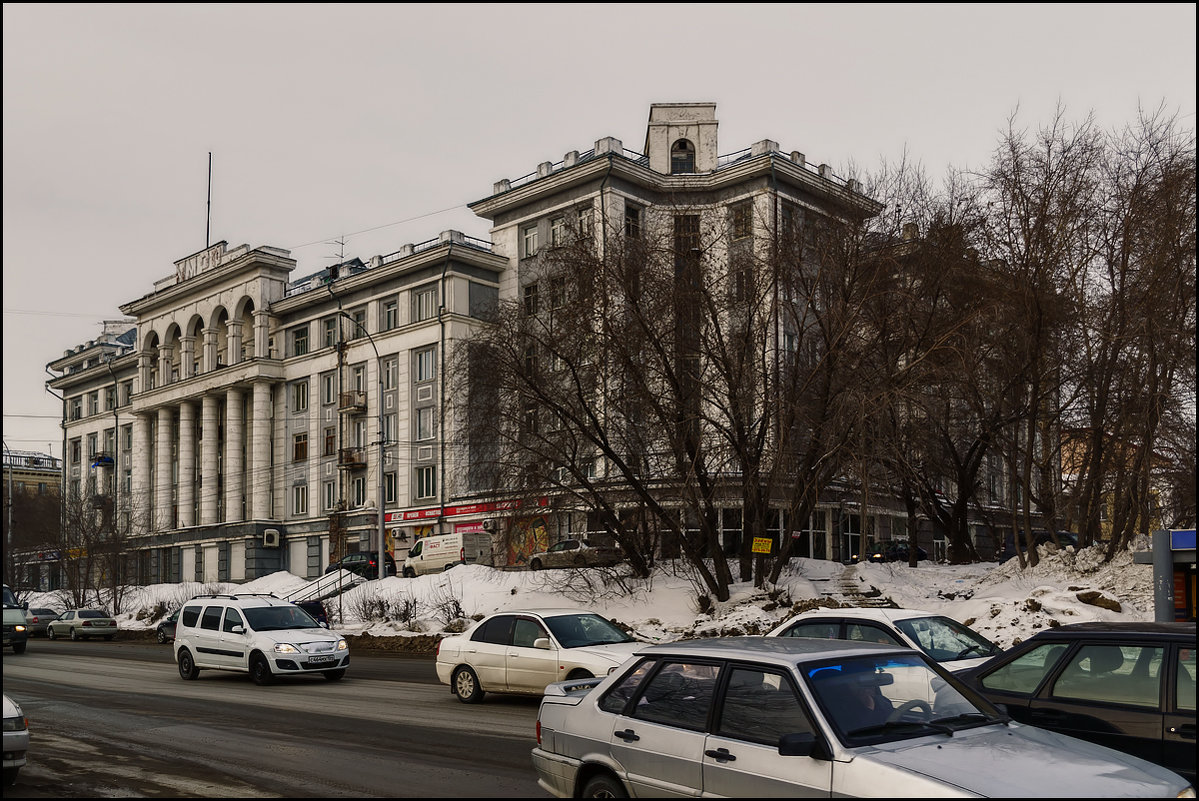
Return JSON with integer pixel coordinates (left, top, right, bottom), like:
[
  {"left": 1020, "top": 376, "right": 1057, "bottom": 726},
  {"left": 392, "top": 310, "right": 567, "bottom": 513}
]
[{"left": 23, "top": 542, "right": 1157, "bottom": 650}]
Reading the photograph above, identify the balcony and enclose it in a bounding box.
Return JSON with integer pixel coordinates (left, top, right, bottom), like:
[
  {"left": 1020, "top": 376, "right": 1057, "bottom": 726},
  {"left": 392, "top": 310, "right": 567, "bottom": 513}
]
[
  {"left": 339, "top": 390, "right": 367, "bottom": 413},
  {"left": 338, "top": 448, "right": 367, "bottom": 469}
]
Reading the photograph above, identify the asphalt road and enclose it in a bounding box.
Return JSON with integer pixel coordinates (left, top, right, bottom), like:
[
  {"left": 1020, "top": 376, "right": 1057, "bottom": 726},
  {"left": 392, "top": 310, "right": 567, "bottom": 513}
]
[{"left": 2, "top": 638, "right": 545, "bottom": 797}]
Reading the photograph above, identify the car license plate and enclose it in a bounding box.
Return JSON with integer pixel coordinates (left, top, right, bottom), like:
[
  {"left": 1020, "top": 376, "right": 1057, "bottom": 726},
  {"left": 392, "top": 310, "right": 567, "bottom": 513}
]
[{"left": 308, "top": 655, "right": 335, "bottom": 665}]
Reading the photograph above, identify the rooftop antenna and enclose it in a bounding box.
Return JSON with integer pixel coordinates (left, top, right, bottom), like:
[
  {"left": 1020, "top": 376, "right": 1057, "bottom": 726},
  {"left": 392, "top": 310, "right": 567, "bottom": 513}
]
[{"left": 206, "top": 152, "right": 213, "bottom": 248}]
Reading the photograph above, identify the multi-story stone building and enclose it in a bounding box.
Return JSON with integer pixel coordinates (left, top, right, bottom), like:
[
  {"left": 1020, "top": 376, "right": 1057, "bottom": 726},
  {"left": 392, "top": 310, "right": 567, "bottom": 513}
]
[{"left": 48, "top": 103, "right": 1008, "bottom": 582}]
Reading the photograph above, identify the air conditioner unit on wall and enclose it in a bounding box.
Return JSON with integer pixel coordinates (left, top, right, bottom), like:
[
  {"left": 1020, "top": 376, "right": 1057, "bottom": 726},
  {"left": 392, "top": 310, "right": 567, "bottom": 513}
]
[
  {"left": 262, "top": 529, "right": 281, "bottom": 548},
  {"left": 482, "top": 518, "right": 496, "bottom": 531}
]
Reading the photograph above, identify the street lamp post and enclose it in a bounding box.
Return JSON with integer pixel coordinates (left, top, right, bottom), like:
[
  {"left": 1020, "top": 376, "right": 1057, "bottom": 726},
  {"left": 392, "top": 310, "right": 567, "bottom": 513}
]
[{"left": 339, "top": 312, "right": 387, "bottom": 582}]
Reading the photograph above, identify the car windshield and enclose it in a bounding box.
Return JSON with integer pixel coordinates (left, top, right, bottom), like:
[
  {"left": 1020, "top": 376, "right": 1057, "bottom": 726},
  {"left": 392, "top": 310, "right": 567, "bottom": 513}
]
[
  {"left": 243, "top": 605, "right": 319, "bottom": 631},
  {"left": 805, "top": 653, "right": 1004, "bottom": 745},
  {"left": 893, "top": 616, "right": 1000, "bottom": 662},
  {"left": 545, "top": 613, "right": 634, "bottom": 648},
  {"left": 78, "top": 610, "right": 109, "bottom": 619}
]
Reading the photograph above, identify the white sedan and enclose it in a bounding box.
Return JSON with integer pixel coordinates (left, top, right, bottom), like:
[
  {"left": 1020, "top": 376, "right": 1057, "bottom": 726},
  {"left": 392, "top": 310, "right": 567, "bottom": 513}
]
[
  {"left": 767, "top": 607, "right": 1001, "bottom": 672},
  {"left": 2, "top": 694, "right": 29, "bottom": 787},
  {"left": 436, "top": 608, "right": 643, "bottom": 703}
]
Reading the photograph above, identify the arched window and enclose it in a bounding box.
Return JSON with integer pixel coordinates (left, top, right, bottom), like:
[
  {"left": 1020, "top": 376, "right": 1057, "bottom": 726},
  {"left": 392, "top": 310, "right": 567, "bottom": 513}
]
[{"left": 671, "top": 139, "right": 696, "bottom": 174}]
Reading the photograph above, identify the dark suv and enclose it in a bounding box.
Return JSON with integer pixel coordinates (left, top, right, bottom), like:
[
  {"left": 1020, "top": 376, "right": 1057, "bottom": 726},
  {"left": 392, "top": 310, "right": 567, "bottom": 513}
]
[
  {"left": 325, "top": 552, "right": 396, "bottom": 580},
  {"left": 958, "top": 621, "right": 1196, "bottom": 782}
]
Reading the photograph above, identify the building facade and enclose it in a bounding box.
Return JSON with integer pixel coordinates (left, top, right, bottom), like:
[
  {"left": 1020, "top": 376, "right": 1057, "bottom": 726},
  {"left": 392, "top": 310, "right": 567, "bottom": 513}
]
[{"left": 48, "top": 103, "right": 1009, "bottom": 583}]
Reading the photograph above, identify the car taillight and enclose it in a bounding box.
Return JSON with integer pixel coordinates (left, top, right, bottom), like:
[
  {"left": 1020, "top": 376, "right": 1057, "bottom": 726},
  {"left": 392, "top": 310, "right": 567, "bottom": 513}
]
[
  {"left": 536, "top": 719, "right": 541, "bottom": 745},
  {"left": 82, "top": 620, "right": 93, "bottom": 627},
  {"left": 460, "top": 547, "right": 465, "bottom": 561}
]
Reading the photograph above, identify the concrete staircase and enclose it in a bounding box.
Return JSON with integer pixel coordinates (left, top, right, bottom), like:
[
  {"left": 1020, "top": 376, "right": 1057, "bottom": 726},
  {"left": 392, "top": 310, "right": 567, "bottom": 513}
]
[{"left": 834, "top": 564, "right": 894, "bottom": 608}]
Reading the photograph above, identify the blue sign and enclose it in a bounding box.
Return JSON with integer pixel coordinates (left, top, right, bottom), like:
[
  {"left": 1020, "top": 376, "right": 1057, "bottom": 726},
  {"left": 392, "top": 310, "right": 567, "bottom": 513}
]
[{"left": 1170, "top": 529, "right": 1196, "bottom": 551}]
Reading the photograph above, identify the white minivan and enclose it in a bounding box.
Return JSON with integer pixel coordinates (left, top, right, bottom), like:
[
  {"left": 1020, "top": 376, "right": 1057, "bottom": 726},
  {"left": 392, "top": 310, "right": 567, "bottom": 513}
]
[{"left": 402, "top": 532, "right": 493, "bottom": 577}]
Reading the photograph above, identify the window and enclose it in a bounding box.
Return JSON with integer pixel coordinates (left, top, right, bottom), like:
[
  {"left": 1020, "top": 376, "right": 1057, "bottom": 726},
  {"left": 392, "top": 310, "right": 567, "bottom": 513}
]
[
  {"left": 1177, "top": 647, "right": 1196, "bottom": 712},
  {"left": 293, "top": 432, "right": 308, "bottom": 462},
  {"left": 324, "top": 481, "right": 336, "bottom": 511},
  {"left": 634, "top": 660, "right": 719, "bottom": 730},
  {"left": 524, "top": 283, "right": 539, "bottom": 316},
  {"left": 292, "top": 326, "right": 309, "bottom": 356},
  {"left": 550, "top": 216, "right": 566, "bottom": 248},
  {"left": 291, "top": 381, "right": 308, "bottom": 412},
  {"left": 416, "top": 407, "right": 435, "bottom": 441},
  {"left": 322, "top": 373, "right": 336, "bottom": 405},
  {"left": 846, "top": 622, "right": 905, "bottom": 647},
  {"left": 671, "top": 139, "right": 696, "bottom": 174},
  {"left": 87, "top": 433, "right": 98, "bottom": 459},
  {"left": 200, "top": 607, "right": 222, "bottom": 631},
  {"left": 624, "top": 203, "right": 642, "bottom": 238},
  {"left": 981, "top": 643, "right": 1072, "bottom": 694},
  {"left": 122, "top": 425, "right": 132, "bottom": 450},
  {"left": 717, "top": 668, "right": 813, "bottom": 745},
  {"left": 87, "top": 391, "right": 99, "bottom": 416},
  {"left": 415, "top": 348, "right": 436, "bottom": 382},
  {"left": 104, "top": 386, "right": 116, "bottom": 411},
  {"left": 1051, "top": 645, "right": 1164, "bottom": 709},
  {"left": 323, "top": 427, "right": 336, "bottom": 456},
  {"left": 70, "top": 397, "right": 82, "bottom": 421},
  {"left": 352, "top": 476, "right": 366, "bottom": 507},
  {"left": 121, "top": 380, "right": 133, "bottom": 406},
  {"left": 383, "top": 299, "right": 398, "bottom": 330},
  {"left": 384, "top": 471, "right": 397, "bottom": 504},
  {"left": 576, "top": 205, "right": 593, "bottom": 239},
  {"left": 292, "top": 485, "right": 308, "bottom": 516},
  {"left": 416, "top": 466, "right": 436, "bottom": 499},
  {"left": 352, "top": 365, "right": 366, "bottom": 392},
  {"left": 222, "top": 608, "right": 244, "bottom": 633},
  {"left": 731, "top": 202, "right": 752, "bottom": 240},
  {"left": 350, "top": 309, "right": 366, "bottom": 339},
  {"left": 523, "top": 225, "right": 539, "bottom": 258},
  {"left": 384, "top": 413, "right": 396, "bottom": 444},
  {"left": 548, "top": 276, "right": 565, "bottom": 310},
  {"left": 323, "top": 317, "right": 338, "bottom": 349},
  {"left": 413, "top": 286, "right": 437, "bottom": 322},
  {"left": 69, "top": 438, "right": 82, "bottom": 465},
  {"left": 383, "top": 358, "right": 397, "bottom": 390}
]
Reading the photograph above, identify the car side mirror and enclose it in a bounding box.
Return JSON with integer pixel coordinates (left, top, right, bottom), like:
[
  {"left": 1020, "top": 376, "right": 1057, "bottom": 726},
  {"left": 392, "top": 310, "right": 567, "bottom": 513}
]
[
  {"left": 533, "top": 637, "right": 552, "bottom": 650},
  {"left": 778, "top": 732, "right": 826, "bottom": 759},
  {"left": 231, "top": 625, "right": 245, "bottom": 634}
]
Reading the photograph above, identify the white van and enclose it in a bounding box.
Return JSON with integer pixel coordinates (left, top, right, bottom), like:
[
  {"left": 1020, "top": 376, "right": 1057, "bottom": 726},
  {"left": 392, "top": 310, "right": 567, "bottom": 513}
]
[{"left": 402, "top": 532, "right": 493, "bottom": 577}]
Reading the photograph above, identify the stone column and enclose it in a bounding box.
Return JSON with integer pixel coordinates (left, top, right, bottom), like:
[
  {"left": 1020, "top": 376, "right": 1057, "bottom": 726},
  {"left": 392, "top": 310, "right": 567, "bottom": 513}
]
[
  {"left": 177, "top": 401, "right": 196, "bottom": 527},
  {"left": 225, "top": 387, "right": 244, "bottom": 523},
  {"left": 155, "top": 406, "right": 174, "bottom": 531},
  {"left": 250, "top": 382, "right": 273, "bottom": 519},
  {"left": 254, "top": 310, "right": 272, "bottom": 360},
  {"left": 138, "top": 352, "right": 155, "bottom": 392},
  {"left": 202, "top": 328, "right": 219, "bottom": 374},
  {"left": 158, "top": 344, "right": 175, "bottom": 386},
  {"left": 131, "top": 412, "right": 153, "bottom": 526},
  {"left": 226, "top": 319, "right": 243, "bottom": 366},
  {"left": 200, "top": 395, "right": 219, "bottom": 524},
  {"left": 179, "top": 336, "right": 196, "bottom": 380}
]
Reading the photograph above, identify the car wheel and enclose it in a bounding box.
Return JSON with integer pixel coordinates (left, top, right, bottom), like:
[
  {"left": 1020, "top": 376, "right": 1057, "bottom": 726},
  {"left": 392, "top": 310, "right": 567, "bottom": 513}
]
[
  {"left": 3, "top": 767, "right": 19, "bottom": 787},
  {"left": 70, "top": 627, "right": 79, "bottom": 641},
  {"left": 157, "top": 628, "right": 168, "bottom": 644},
  {"left": 529, "top": 559, "right": 543, "bottom": 571},
  {"left": 582, "top": 774, "right": 627, "bottom": 798},
  {"left": 250, "top": 653, "right": 274, "bottom": 686},
  {"left": 323, "top": 669, "right": 346, "bottom": 681},
  {"left": 403, "top": 567, "right": 416, "bottom": 578},
  {"left": 12, "top": 641, "right": 26, "bottom": 655},
  {"left": 47, "top": 626, "right": 57, "bottom": 640},
  {"left": 452, "top": 666, "right": 484, "bottom": 703},
  {"left": 566, "top": 669, "right": 594, "bottom": 680},
  {"left": 178, "top": 648, "right": 199, "bottom": 680}
]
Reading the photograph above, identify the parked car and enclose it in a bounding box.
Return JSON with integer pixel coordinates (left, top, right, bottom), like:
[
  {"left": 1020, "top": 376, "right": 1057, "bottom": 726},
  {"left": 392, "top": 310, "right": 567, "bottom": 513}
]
[
  {"left": 325, "top": 551, "right": 396, "bottom": 580},
  {"left": 767, "top": 607, "right": 1002, "bottom": 672},
  {"left": 528, "top": 538, "right": 623, "bottom": 571},
  {"left": 295, "top": 600, "right": 329, "bottom": 627},
  {"left": 531, "top": 636, "right": 1193, "bottom": 798},
  {"left": 24, "top": 607, "right": 59, "bottom": 637},
  {"left": 2, "top": 604, "right": 28, "bottom": 654},
  {"left": 47, "top": 608, "right": 118, "bottom": 641},
  {"left": 174, "top": 593, "right": 348, "bottom": 685},
  {"left": 957, "top": 621, "right": 1196, "bottom": 782},
  {"left": 2, "top": 694, "right": 29, "bottom": 787},
  {"left": 436, "top": 609, "right": 642, "bottom": 703},
  {"left": 156, "top": 610, "right": 180, "bottom": 644},
  {"left": 860, "top": 540, "right": 928, "bottom": 563}
]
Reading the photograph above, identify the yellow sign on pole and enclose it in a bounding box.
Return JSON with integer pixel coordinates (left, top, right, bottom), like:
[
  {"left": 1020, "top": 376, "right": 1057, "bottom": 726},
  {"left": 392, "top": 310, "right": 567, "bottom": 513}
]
[{"left": 752, "top": 537, "right": 773, "bottom": 555}]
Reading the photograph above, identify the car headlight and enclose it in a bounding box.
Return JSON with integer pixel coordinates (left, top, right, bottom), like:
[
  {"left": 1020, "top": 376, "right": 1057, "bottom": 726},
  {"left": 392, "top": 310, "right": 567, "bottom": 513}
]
[
  {"left": 273, "top": 643, "right": 300, "bottom": 654},
  {"left": 1177, "top": 788, "right": 1196, "bottom": 799},
  {"left": 14, "top": 625, "right": 26, "bottom": 632},
  {"left": 2, "top": 716, "right": 27, "bottom": 733},
  {"left": 336, "top": 639, "right": 348, "bottom": 651}
]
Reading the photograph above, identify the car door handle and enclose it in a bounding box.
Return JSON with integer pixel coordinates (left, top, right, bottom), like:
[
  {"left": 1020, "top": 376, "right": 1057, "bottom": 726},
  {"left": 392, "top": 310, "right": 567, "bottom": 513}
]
[
  {"left": 705, "top": 748, "right": 736, "bottom": 762},
  {"left": 1169, "top": 724, "right": 1196, "bottom": 739},
  {"left": 614, "top": 729, "right": 640, "bottom": 742}
]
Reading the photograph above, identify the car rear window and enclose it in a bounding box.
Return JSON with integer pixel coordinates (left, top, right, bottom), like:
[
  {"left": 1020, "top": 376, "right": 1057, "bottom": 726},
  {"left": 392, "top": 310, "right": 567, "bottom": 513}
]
[
  {"left": 181, "top": 605, "right": 202, "bottom": 627},
  {"left": 78, "top": 610, "right": 108, "bottom": 619}
]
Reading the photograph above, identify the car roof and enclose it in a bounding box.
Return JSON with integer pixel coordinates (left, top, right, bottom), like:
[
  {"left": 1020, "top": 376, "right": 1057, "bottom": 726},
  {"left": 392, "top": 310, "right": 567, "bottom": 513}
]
[
  {"left": 1021, "top": 621, "right": 1195, "bottom": 640},
  {"left": 487, "top": 608, "right": 601, "bottom": 619},
  {"left": 783, "top": 607, "right": 941, "bottom": 624},
  {"left": 186, "top": 593, "right": 292, "bottom": 608},
  {"left": 639, "top": 635, "right": 914, "bottom": 663}
]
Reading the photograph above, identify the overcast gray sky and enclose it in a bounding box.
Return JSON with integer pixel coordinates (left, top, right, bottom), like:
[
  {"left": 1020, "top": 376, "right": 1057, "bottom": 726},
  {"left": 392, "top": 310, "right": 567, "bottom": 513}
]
[{"left": 4, "top": 3, "right": 1195, "bottom": 457}]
